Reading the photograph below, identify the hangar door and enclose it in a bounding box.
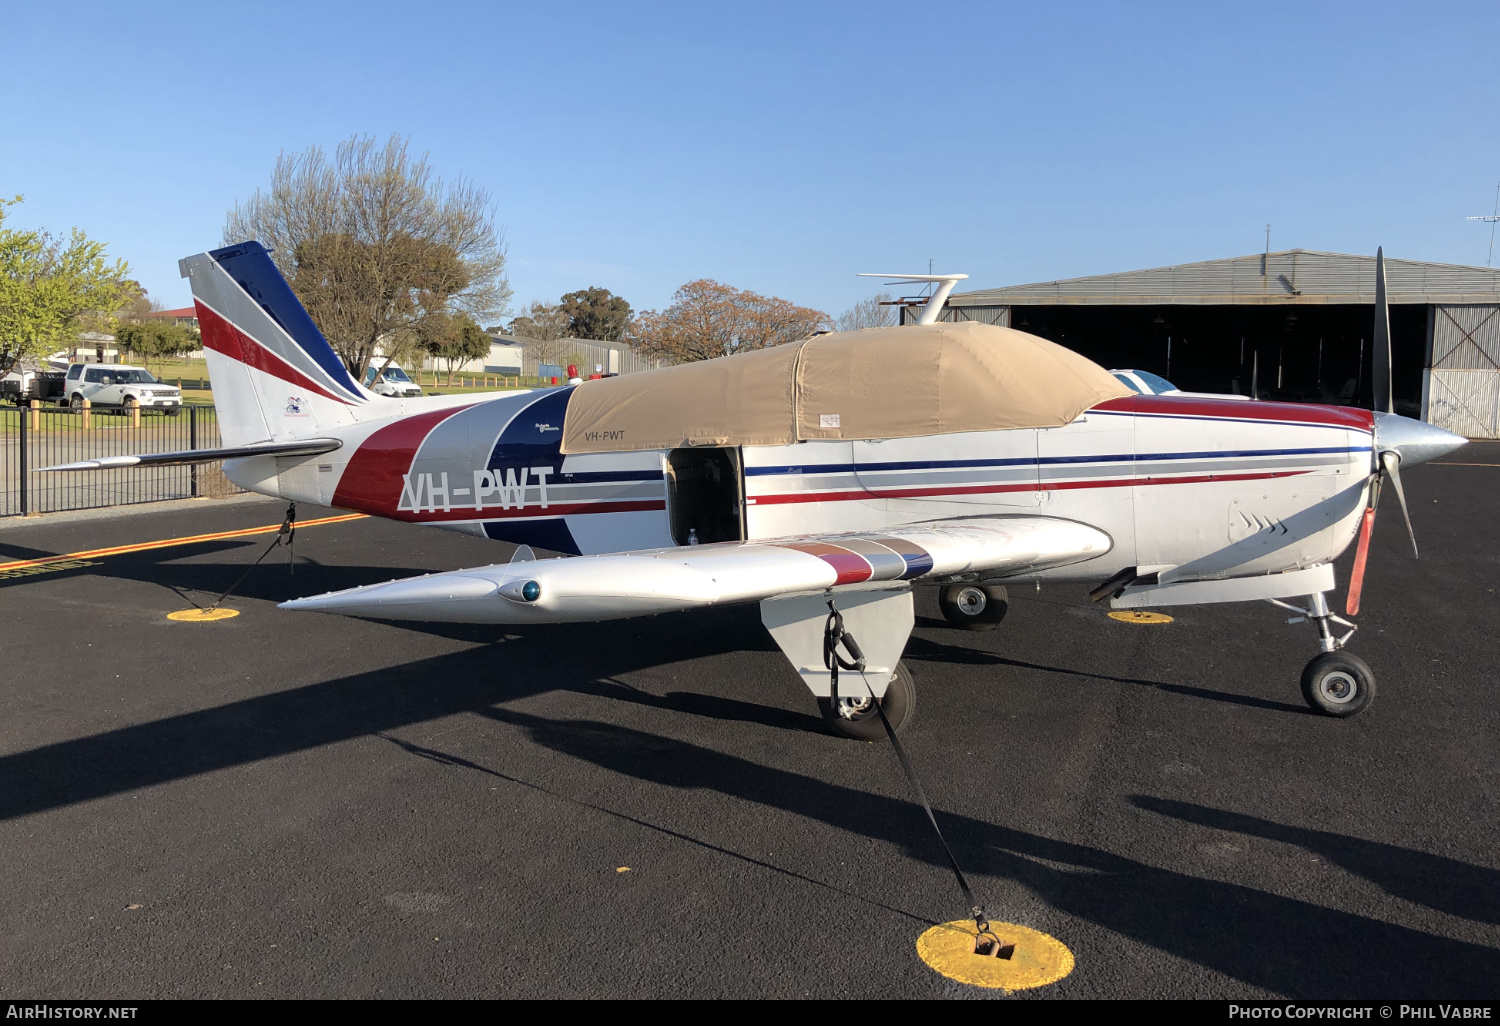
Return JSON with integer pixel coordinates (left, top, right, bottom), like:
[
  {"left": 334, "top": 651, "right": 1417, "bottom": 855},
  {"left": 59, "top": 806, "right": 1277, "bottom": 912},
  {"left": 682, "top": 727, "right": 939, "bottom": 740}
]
[{"left": 1427, "top": 305, "right": 1500, "bottom": 439}]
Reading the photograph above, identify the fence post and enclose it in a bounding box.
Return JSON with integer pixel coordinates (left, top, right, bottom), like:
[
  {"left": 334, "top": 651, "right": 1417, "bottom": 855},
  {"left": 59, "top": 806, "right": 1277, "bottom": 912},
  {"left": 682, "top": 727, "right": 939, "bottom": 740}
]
[
  {"left": 131, "top": 403, "right": 141, "bottom": 429},
  {"left": 28, "top": 398, "right": 39, "bottom": 431},
  {"left": 189, "top": 404, "right": 199, "bottom": 498},
  {"left": 81, "top": 398, "right": 91, "bottom": 430},
  {"left": 18, "top": 403, "right": 28, "bottom": 516}
]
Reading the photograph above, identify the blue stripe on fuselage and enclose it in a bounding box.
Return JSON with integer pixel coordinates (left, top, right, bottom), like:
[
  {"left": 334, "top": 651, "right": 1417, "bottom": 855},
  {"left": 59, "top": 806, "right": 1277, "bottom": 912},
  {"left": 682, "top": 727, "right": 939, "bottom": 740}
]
[{"left": 745, "top": 445, "right": 1369, "bottom": 477}]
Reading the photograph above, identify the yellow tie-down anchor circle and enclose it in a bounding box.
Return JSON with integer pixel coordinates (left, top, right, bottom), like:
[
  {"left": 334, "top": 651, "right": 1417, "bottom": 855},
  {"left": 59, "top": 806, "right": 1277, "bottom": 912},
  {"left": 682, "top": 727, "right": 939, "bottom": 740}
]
[
  {"left": 167, "top": 607, "right": 240, "bottom": 622},
  {"left": 917, "top": 919, "right": 1074, "bottom": 990},
  {"left": 1107, "top": 610, "right": 1174, "bottom": 625}
]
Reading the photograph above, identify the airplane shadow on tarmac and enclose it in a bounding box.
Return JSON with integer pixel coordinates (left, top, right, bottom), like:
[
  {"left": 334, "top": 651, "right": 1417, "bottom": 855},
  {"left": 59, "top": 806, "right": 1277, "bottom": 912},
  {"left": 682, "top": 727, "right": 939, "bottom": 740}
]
[
  {"left": 2, "top": 619, "right": 1497, "bottom": 997},
  {"left": 442, "top": 707, "right": 1500, "bottom": 999},
  {"left": 1134, "top": 796, "right": 1500, "bottom": 928},
  {"left": 903, "top": 634, "right": 1312, "bottom": 716}
]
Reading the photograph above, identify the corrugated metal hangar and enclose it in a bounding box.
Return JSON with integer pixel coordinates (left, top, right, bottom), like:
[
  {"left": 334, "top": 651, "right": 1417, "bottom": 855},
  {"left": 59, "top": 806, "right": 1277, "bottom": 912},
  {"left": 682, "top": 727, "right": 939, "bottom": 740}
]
[{"left": 914, "top": 250, "right": 1500, "bottom": 438}]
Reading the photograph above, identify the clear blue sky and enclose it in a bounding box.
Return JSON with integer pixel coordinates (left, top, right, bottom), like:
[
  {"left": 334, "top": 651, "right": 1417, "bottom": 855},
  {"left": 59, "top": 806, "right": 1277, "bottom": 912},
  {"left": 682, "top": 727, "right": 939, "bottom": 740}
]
[{"left": 6, "top": 1, "right": 1499, "bottom": 320}]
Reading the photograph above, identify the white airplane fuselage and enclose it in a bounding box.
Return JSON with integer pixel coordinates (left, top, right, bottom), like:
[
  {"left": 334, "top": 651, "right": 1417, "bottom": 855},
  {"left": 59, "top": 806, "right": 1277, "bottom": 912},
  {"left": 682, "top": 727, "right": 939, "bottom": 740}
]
[{"left": 225, "top": 386, "right": 1381, "bottom": 587}]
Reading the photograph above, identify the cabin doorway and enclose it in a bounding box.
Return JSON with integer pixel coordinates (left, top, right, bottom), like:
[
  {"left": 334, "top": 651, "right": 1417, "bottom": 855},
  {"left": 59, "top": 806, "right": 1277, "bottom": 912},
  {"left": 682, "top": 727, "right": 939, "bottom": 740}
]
[{"left": 666, "top": 447, "right": 743, "bottom": 545}]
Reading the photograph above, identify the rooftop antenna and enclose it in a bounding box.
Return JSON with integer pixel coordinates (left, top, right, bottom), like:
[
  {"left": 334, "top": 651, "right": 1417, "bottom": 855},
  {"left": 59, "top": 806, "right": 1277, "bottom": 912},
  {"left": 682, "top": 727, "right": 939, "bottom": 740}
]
[
  {"left": 1466, "top": 181, "right": 1500, "bottom": 267},
  {"left": 1262, "top": 224, "right": 1271, "bottom": 278}
]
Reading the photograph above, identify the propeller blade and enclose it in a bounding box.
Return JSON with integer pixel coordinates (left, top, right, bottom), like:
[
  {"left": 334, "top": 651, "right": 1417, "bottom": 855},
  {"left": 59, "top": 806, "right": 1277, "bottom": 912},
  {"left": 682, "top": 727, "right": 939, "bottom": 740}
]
[
  {"left": 1380, "top": 450, "right": 1419, "bottom": 558},
  {"left": 1346, "top": 505, "right": 1376, "bottom": 617},
  {"left": 1372, "top": 247, "right": 1393, "bottom": 414}
]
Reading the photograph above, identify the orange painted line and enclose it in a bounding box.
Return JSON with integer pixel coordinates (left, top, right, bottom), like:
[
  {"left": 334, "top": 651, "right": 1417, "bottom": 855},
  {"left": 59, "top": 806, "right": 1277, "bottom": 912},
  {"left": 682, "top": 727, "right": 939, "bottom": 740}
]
[{"left": 0, "top": 513, "right": 368, "bottom": 571}]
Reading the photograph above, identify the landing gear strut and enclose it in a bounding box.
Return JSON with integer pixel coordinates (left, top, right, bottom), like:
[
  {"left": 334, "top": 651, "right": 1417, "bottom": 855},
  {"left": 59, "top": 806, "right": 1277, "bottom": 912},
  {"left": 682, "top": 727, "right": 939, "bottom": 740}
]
[{"left": 1272, "top": 591, "right": 1376, "bottom": 717}]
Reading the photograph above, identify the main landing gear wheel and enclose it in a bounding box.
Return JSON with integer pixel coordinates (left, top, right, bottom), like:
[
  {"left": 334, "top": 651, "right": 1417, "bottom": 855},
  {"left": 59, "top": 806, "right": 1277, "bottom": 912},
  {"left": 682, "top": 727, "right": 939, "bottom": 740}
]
[
  {"left": 938, "top": 584, "right": 1008, "bottom": 630},
  {"left": 819, "top": 660, "right": 916, "bottom": 741},
  {"left": 1301, "top": 652, "right": 1376, "bottom": 718}
]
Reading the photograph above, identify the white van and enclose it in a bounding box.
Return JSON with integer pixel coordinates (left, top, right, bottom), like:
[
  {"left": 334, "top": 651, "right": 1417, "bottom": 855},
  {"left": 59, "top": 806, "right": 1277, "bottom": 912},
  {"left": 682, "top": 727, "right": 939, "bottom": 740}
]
[
  {"left": 64, "top": 363, "right": 183, "bottom": 415},
  {"left": 363, "top": 364, "right": 423, "bottom": 398}
]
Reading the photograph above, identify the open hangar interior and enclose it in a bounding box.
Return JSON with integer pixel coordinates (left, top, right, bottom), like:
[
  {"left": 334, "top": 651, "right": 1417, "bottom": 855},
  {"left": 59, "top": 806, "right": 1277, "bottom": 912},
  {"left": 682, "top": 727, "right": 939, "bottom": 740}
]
[{"left": 909, "top": 250, "right": 1500, "bottom": 438}]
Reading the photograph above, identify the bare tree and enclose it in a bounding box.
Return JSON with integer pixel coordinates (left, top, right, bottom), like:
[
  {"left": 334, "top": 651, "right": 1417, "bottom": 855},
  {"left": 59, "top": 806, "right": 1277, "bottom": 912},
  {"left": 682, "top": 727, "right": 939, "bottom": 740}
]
[
  {"left": 630, "top": 279, "right": 829, "bottom": 364},
  {"left": 508, "top": 299, "right": 573, "bottom": 371},
  {"left": 836, "top": 292, "right": 896, "bottom": 332},
  {"left": 224, "top": 134, "right": 511, "bottom": 380}
]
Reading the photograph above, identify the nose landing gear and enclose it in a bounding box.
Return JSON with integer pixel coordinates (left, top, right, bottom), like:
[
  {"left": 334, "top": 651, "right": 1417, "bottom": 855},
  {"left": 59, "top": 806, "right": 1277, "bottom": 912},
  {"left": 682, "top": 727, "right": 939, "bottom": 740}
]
[{"left": 1270, "top": 592, "right": 1376, "bottom": 717}]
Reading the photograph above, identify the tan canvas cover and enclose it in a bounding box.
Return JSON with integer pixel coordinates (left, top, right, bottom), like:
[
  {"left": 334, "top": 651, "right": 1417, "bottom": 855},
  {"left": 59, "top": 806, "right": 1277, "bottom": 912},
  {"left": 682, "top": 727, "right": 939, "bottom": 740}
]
[{"left": 561, "top": 320, "right": 1132, "bottom": 454}]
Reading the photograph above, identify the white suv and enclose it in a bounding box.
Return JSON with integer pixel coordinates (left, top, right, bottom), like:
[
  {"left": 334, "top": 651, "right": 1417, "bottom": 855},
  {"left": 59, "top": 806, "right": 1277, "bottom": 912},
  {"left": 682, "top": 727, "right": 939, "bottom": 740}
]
[{"left": 65, "top": 364, "right": 184, "bottom": 415}]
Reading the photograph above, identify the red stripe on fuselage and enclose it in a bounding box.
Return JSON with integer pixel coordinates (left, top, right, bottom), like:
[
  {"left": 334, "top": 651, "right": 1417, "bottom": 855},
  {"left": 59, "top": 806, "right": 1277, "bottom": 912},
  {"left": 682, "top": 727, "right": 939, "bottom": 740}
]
[
  {"left": 195, "top": 301, "right": 355, "bottom": 406},
  {"left": 393, "top": 499, "right": 666, "bottom": 524},
  {"left": 1093, "top": 394, "right": 1375, "bottom": 430},
  {"left": 750, "top": 469, "right": 1311, "bottom": 506},
  {"left": 331, "top": 406, "right": 480, "bottom": 515}
]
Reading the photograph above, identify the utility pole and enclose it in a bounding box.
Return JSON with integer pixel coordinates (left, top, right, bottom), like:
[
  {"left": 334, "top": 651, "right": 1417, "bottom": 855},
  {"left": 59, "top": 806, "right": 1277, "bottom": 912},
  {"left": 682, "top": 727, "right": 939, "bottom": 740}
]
[
  {"left": 1466, "top": 181, "right": 1500, "bottom": 267},
  {"left": 1464, "top": 181, "right": 1500, "bottom": 268}
]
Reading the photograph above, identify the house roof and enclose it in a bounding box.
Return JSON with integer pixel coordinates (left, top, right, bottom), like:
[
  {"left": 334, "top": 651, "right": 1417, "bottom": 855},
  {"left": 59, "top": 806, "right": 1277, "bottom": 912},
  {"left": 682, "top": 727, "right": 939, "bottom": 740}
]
[
  {"left": 951, "top": 250, "right": 1500, "bottom": 307},
  {"left": 150, "top": 307, "right": 198, "bottom": 318}
]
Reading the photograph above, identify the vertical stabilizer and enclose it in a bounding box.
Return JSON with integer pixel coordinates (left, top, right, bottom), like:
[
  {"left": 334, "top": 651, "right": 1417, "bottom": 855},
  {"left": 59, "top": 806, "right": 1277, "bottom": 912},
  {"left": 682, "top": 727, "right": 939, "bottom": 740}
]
[{"left": 179, "top": 241, "right": 390, "bottom": 446}]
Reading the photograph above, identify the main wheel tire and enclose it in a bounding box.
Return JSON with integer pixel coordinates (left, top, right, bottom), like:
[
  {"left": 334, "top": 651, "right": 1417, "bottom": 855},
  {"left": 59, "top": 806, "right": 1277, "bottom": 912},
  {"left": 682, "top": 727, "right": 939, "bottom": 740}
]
[
  {"left": 1300, "top": 651, "right": 1376, "bottom": 717},
  {"left": 165, "top": 407, "right": 180, "bottom": 417},
  {"left": 818, "top": 659, "right": 916, "bottom": 741},
  {"left": 938, "top": 583, "right": 1009, "bottom": 630},
  {"left": 69, "top": 393, "right": 83, "bottom": 411}
]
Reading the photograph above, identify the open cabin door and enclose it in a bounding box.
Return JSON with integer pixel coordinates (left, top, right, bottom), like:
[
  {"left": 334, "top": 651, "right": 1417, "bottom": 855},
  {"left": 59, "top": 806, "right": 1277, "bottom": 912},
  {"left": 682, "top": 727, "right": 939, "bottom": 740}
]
[{"left": 665, "top": 447, "right": 744, "bottom": 545}]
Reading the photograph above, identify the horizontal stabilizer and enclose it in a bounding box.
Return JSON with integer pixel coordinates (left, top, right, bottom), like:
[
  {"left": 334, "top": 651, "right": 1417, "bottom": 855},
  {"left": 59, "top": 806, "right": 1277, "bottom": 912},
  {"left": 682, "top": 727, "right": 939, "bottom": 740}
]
[{"left": 39, "top": 438, "right": 342, "bottom": 472}]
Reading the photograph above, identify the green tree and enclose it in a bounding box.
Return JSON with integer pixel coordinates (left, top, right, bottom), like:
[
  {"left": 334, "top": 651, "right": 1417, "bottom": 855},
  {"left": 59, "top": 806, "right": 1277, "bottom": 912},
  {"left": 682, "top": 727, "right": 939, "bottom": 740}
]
[
  {"left": 0, "top": 196, "right": 130, "bottom": 377},
  {"left": 116, "top": 320, "right": 202, "bottom": 377},
  {"left": 420, "top": 314, "right": 491, "bottom": 386},
  {"left": 559, "top": 286, "right": 632, "bottom": 341}
]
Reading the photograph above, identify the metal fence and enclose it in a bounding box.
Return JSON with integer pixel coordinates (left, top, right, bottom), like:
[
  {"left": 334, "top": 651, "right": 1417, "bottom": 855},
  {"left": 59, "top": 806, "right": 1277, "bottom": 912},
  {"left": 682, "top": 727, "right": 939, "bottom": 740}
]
[{"left": 1, "top": 404, "right": 243, "bottom": 517}]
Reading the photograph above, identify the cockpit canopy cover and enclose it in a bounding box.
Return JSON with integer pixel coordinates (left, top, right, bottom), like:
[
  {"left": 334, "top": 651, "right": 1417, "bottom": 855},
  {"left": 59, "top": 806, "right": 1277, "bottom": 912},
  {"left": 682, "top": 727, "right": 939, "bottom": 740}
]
[{"left": 560, "top": 320, "right": 1133, "bottom": 454}]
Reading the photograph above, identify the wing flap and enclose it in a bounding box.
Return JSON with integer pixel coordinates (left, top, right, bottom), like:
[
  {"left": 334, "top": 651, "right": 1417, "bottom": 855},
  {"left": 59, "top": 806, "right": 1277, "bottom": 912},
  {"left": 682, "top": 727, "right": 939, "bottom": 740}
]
[{"left": 281, "top": 515, "right": 1112, "bottom": 624}]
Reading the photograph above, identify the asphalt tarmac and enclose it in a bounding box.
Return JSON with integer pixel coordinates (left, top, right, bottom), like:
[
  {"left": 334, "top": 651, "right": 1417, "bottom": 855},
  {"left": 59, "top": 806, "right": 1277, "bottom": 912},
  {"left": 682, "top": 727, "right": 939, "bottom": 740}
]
[{"left": 1, "top": 445, "right": 1497, "bottom": 999}]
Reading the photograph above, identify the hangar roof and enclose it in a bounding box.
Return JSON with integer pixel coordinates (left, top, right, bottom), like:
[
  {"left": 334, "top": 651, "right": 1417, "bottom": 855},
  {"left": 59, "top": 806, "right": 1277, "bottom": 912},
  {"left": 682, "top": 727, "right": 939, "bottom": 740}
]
[
  {"left": 560, "top": 321, "right": 1130, "bottom": 453},
  {"left": 951, "top": 250, "right": 1500, "bottom": 307}
]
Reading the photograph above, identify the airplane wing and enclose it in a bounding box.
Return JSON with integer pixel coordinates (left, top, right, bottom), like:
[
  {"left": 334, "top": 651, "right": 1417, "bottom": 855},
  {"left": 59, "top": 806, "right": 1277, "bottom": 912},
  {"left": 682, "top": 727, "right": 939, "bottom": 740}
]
[{"left": 280, "top": 515, "right": 1112, "bottom": 623}]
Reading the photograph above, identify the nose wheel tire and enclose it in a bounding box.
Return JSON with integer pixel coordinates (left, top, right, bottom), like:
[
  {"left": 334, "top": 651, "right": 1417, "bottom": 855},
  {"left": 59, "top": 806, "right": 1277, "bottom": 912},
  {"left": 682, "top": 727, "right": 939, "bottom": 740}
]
[
  {"left": 938, "top": 584, "right": 1009, "bottom": 630},
  {"left": 818, "top": 660, "right": 916, "bottom": 741},
  {"left": 1300, "top": 652, "right": 1376, "bottom": 717}
]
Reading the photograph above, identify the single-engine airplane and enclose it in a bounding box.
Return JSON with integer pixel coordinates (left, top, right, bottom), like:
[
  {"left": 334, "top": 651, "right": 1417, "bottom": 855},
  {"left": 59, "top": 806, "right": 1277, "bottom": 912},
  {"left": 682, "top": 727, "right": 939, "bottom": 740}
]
[{"left": 48, "top": 246, "right": 1465, "bottom": 737}]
